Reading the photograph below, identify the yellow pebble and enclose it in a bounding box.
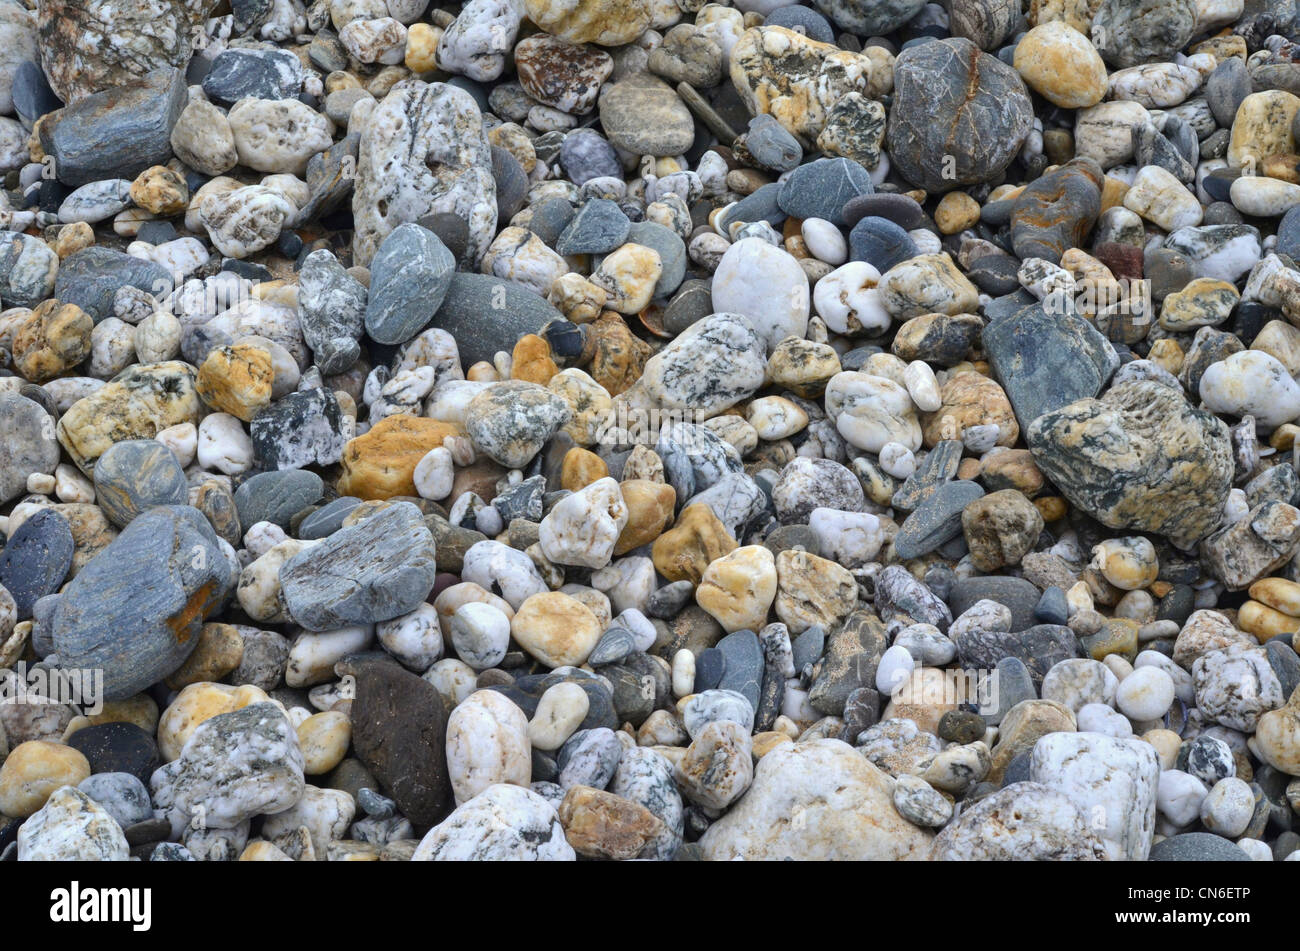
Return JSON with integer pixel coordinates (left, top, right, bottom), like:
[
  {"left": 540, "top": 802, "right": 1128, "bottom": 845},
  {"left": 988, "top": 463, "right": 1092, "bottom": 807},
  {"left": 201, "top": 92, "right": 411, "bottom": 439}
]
[
  {"left": 1239, "top": 600, "right": 1300, "bottom": 641},
  {"left": 934, "top": 191, "right": 981, "bottom": 234},
  {"left": 1248, "top": 576, "right": 1300, "bottom": 617},
  {"left": 405, "top": 23, "right": 441, "bottom": 72}
]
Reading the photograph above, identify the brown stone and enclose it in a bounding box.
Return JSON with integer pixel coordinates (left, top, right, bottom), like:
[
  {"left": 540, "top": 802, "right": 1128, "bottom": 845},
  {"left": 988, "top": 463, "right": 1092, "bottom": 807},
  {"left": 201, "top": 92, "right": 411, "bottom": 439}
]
[
  {"left": 510, "top": 333, "right": 559, "bottom": 385},
  {"left": 557, "top": 784, "right": 664, "bottom": 860},
  {"left": 560, "top": 447, "right": 608, "bottom": 491},
  {"left": 337, "top": 415, "right": 464, "bottom": 500},
  {"left": 922, "top": 371, "right": 1019, "bottom": 448},
  {"left": 978, "top": 449, "right": 1045, "bottom": 496},
  {"left": 614, "top": 479, "right": 676, "bottom": 555},
  {"left": 164, "top": 622, "right": 245, "bottom": 689},
  {"left": 651, "top": 503, "right": 738, "bottom": 585},
  {"left": 196, "top": 344, "right": 274, "bottom": 421},
  {"left": 586, "top": 311, "right": 652, "bottom": 396}
]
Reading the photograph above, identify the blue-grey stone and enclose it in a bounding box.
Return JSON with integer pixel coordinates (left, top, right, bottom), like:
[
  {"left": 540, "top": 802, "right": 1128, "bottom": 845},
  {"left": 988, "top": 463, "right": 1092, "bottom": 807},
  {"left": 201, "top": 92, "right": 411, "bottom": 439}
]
[
  {"left": 54, "top": 247, "right": 172, "bottom": 324},
  {"left": 136, "top": 220, "right": 178, "bottom": 245},
  {"left": 492, "top": 145, "right": 529, "bottom": 222},
  {"left": 589, "top": 627, "right": 637, "bottom": 666},
  {"left": 1205, "top": 56, "right": 1251, "bottom": 128},
  {"left": 948, "top": 575, "right": 1043, "bottom": 633},
  {"left": 954, "top": 624, "right": 1081, "bottom": 686},
  {"left": 526, "top": 196, "right": 575, "bottom": 246},
  {"left": 1002, "top": 752, "right": 1032, "bottom": 786},
  {"left": 1149, "top": 832, "right": 1251, "bottom": 861},
  {"left": 0, "top": 508, "right": 73, "bottom": 620},
  {"left": 894, "top": 480, "right": 984, "bottom": 559},
  {"left": 201, "top": 48, "right": 302, "bottom": 104},
  {"left": 1034, "top": 586, "right": 1069, "bottom": 626},
  {"left": 50, "top": 505, "right": 237, "bottom": 701},
  {"left": 279, "top": 501, "right": 438, "bottom": 630},
  {"left": 849, "top": 215, "right": 919, "bottom": 271},
  {"left": 778, "top": 157, "right": 873, "bottom": 226},
  {"left": 234, "top": 469, "right": 324, "bottom": 530},
  {"left": 983, "top": 300, "right": 1119, "bottom": 429},
  {"left": 891, "top": 439, "right": 963, "bottom": 512},
  {"left": 560, "top": 128, "right": 621, "bottom": 185},
  {"left": 40, "top": 67, "right": 187, "bottom": 188},
  {"left": 741, "top": 114, "right": 802, "bottom": 172},
  {"left": 716, "top": 629, "right": 763, "bottom": 711},
  {"left": 646, "top": 579, "right": 694, "bottom": 619},
  {"left": 987, "top": 657, "right": 1036, "bottom": 724},
  {"left": 813, "top": 0, "right": 926, "bottom": 34},
  {"left": 1279, "top": 205, "right": 1300, "bottom": 260},
  {"left": 298, "top": 496, "right": 362, "bottom": 540},
  {"left": 555, "top": 198, "right": 630, "bottom": 255},
  {"left": 12, "top": 60, "right": 60, "bottom": 127},
  {"left": 250, "top": 388, "right": 347, "bottom": 471},
  {"left": 764, "top": 6, "right": 835, "bottom": 41},
  {"left": 693, "top": 646, "right": 726, "bottom": 693},
  {"left": 719, "top": 182, "right": 786, "bottom": 230},
  {"left": 431, "top": 272, "right": 564, "bottom": 367},
  {"left": 92, "top": 439, "right": 188, "bottom": 528},
  {"left": 791, "top": 624, "right": 826, "bottom": 672},
  {"left": 1266, "top": 639, "right": 1300, "bottom": 701},
  {"left": 626, "top": 220, "right": 687, "bottom": 298},
  {"left": 365, "top": 223, "right": 456, "bottom": 346},
  {"left": 886, "top": 37, "right": 1034, "bottom": 192}
]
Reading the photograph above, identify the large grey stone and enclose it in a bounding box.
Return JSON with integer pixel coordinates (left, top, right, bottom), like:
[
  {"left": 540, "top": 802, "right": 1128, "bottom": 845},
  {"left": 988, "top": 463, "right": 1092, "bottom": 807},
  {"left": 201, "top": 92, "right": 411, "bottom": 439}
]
[
  {"left": 40, "top": 66, "right": 188, "bottom": 187},
  {"left": 50, "top": 505, "right": 237, "bottom": 701},
  {"left": 279, "top": 501, "right": 438, "bottom": 630}
]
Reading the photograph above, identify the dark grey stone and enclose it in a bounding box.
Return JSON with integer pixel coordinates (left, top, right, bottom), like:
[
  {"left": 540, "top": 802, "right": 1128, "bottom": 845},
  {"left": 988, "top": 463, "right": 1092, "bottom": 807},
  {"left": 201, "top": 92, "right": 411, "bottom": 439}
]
[
  {"left": 894, "top": 480, "right": 984, "bottom": 559},
  {"left": 250, "top": 388, "right": 347, "bottom": 471},
  {"left": 555, "top": 198, "right": 630, "bottom": 256},
  {"left": 955, "top": 624, "right": 1081, "bottom": 686},
  {"left": 948, "top": 575, "right": 1043, "bottom": 633},
  {"left": 234, "top": 469, "right": 325, "bottom": 530},
  {"left": 716, "top": 629, "right": 763, "bottom": 711},
  {"left": 54, "top": 247, "right": 172, "bottom": 323},
  {"left": 41, "top": 67, "right": 187, "bottom": 188},
  {"left": 983, "top": 300, "right": 1119, "bottom": 429},
  {"left": 0, "top": 508, "right": 73, "bottom": 620},
  {"left": 778, "top": 157, "right": 873, "bottom": 226},
  {"left": 1148, "top": 832, "right": 1250, "bottom": 861}
]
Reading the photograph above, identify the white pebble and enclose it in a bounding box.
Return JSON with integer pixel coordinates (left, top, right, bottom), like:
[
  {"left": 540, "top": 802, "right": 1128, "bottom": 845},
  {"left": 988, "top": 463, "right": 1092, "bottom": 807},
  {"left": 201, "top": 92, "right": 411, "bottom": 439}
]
[
  {"left": 878, "top": 441, "right": 916, "bottom": 479},
  {"left": 875, "top": 644, "right": 915, "bottom": 695},
  {"left": 801, "top": 217, "right": 847, "bottom": 265},
  {"left": 1115, "top": 666, "right": 1175, "bottom": 721}
]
